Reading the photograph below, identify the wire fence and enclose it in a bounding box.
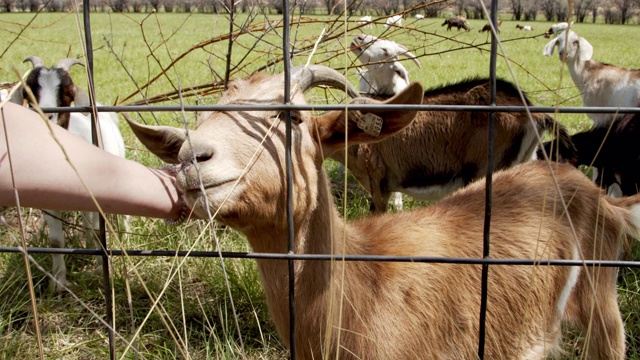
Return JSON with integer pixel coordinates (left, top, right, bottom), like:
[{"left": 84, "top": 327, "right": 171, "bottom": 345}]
[{"left": 2, "top": 0, "right": 640, "bottom": 359}]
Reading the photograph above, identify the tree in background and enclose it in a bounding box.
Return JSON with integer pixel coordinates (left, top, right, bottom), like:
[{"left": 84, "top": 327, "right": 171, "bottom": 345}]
[
  {"left": 0, "top": 0, "right": 14, "bottom": 11},
  {"left": 510, "top": 0, "right": 523, "bottom": 20},
  {"left": 611, "top": 0, "right": 638, "bottom": 23},
  {"left": 575, "top": 0, "right": 598, "bottom": 22}
]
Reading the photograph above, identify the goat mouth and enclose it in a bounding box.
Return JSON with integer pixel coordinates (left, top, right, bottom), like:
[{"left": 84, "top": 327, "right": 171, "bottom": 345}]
[{"left": 182, "top": 178, "right": 238, "bottom": 194}]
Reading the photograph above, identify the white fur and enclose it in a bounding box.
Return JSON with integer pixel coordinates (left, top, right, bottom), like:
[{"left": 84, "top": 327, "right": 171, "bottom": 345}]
[
  {"left": 351, "top": 34, "right": 420, "bottom": 96},
  {"left": 543, "top": 29, "right": 640, "bottom": 126},
  {"left": 383, "top": 14, "right": 403, "bottom": 28},
  {"left": 357, "top": 16, "right": 373, "bottom": 29},
  {"left": 544, "top": 21, "right": 573, "bottom": 38}
]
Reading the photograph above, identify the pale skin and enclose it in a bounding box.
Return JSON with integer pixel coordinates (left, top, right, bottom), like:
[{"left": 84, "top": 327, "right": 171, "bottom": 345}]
[{"left": 0, "top": 101, "right": 184, "bottom": 221}]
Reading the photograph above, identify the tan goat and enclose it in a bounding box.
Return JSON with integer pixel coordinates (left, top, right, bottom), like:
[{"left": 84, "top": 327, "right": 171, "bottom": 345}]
[{"left": 125, "top": 65, "right": 635, "bottom": 359}]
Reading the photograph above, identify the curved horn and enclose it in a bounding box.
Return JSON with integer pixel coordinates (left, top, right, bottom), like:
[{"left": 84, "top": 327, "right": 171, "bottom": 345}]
[
  {"left": 399, "top": 50, "right": 421, "bottom": 69},
  {"left": 291, "top": 65, "right": 360, "bottom": 98},
  {"left": 56, "top": 58, "right": 85, "bottom": 72},
  {"left": 393, "top": 44, "right": 421, "bottom": 69},
  {"left": 23, "top": 56, "right": 45, "bottom": 68}
]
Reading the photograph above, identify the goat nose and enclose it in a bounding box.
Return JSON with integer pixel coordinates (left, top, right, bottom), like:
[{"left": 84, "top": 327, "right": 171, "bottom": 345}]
[{"left": 179, "top": 141, "right": 214, "bottom": 165}]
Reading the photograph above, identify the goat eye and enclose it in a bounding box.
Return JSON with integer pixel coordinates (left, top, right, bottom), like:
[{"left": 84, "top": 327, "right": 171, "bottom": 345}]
[
  {"left": 395, "top": 70, "right": 407, "bottom": 80},
  {"left": 276, "top": 112, "right": 302, "bottom": 124}
]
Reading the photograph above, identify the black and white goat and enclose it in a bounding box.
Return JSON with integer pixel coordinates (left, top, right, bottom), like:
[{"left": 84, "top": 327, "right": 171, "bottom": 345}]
[
  {"left": 516, "top": 24, "right": 533, "bottom": 31},
  {"left": 544, "top": 21, "right": 573, "bottom": 38},
  {"left": 543, "top": 29, "right": 640, "bottom": 126},
  {"left": 16, "top": 56, "right": 126, "bottom": 292},
  {"left": 543, "top": 112, "right": 640, "bottom": 197},
  {"left": 347, "top": 35, "right": 576, "bottom": 212}
]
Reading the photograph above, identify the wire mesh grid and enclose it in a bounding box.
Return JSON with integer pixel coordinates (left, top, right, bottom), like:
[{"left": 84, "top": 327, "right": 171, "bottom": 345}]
[{"left": 2, "top": 1, "right": 640, "bottom": 359}]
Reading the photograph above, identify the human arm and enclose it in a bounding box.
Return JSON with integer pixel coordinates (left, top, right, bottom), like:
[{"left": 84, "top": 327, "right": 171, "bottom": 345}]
[{"left": 0, "top": 101, "right": 185, "bottom": 221}]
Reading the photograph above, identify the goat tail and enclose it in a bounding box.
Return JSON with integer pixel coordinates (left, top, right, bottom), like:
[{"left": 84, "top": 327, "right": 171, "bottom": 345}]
[
  {"left": 537, "top": 114, "right": 578, "bottom": 164},
  {"left": 606, "top": 193, "right": 640, "bottom": 257}
]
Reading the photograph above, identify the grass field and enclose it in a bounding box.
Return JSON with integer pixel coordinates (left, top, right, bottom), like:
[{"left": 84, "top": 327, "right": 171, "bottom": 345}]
[{"left": 1, "top": 9, "right": 640, "bottom": 359}]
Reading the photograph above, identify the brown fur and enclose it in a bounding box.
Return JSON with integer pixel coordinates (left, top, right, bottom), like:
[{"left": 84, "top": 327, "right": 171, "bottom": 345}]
[
  {"left": 126, "top": 69, "right": 631, "bottom": 359},
  {"left": 331, "top": 78, "right": 576, "bottom": 212},
  {"left": 441, "top": 17, "right": 470, "bottom": 31},
  {"left": 480, "top": 20, "right": 502, "bottom": 33}
]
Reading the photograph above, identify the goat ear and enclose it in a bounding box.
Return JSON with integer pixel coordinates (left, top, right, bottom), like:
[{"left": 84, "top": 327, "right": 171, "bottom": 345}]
[
  {"left": 542, "top": 37, "right": 559, "bottom": 57},
  {"left": 577, "top": 37, "right": 593, "bottom": 61},
  {"left": 122, "top": 113, "right": 187, "bottom": 164},
  {"left": 73, "top": 86, "right": 91, "bottom": 115},
  {"left": 4, "top": 84, "right": 24, "bottom": 105},
  {"left": 314, "top": 81, "right": 423, "bottom": 154}
]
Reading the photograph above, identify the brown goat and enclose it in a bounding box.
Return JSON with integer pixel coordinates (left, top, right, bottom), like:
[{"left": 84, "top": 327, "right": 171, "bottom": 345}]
[
  {"left": 480, "top": 20, "right": 502, "bottom": 33},
  {"left": 125, "top": 65, "right": 632, "bottom": 359},
  {"left": 331, "top": 78, "right": 576, "bottom": 212},
  {"left": 441, "top": 16, "right": 470, "bottom": 31}
]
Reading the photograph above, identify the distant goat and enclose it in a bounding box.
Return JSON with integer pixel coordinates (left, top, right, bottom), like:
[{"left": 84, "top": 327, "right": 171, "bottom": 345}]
[
  {"left": 516, "top": 24, "right": 533, "bottom": 31},
  {"left": 441, "top": 17, "right": 470, "bottom": 31},
  {"left": 544, "top": 21, "right": 573, "bottom": 38},
  {"left": 543, "top": 29, "right": 640, "bottom": 126},
  {"left": 350, "top": 34, "right": 421, "bottom": 96},
  {"left": 383, "top": 14, "right": 403, "bottom": 28},
  {"left": 349, "top": 35, "right": 574, "bottom": 212},
  {"left": 480, "top": 20, "right": 501, "bottom": 33},
  {"left": 357, "top": 15, "right": 373, "bottom": 29},
  {"left": 126, "top": 64, "right": 633, "bottom": 359},
  {"left": 18, "top": 56, "right": 126, "bottom": 292}
]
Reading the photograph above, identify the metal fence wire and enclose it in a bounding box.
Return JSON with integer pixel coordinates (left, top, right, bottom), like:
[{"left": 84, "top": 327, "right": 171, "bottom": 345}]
[{"left": 3, "top": 1, "right": 640, "bottom": 359}]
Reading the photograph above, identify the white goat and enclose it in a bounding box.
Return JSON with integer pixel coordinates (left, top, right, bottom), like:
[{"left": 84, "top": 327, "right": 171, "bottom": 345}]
[
  {"left": 125, "top": 64, "right": 634, "bottom": 359},
  {"left": 383, "top": 14, "right": 403, "bottom": 28},
  {"left": 348, "top": 35, "right": 576, "bottom": 212},
  {"left": 18, "top": 56, "right": 126, "bottom": 292},
  {"left": 350, "top": 34, "right": 421, "bottom": 96},
  {"left": 543, "top": 29, "right": 640, "bottom": 126},
  {"left": 544, "top": 21, "right": 573, "bottom": 38},
  {"left": 356, "top": 15, "right": 373, "bottom": 29}
]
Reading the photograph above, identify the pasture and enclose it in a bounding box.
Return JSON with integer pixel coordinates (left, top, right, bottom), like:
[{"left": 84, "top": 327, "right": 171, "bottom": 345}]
[{"left": 1, "top": 10, "right": 640, "bottom": 359}]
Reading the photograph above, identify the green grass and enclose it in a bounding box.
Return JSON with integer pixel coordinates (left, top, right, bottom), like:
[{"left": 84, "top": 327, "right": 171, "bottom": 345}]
[{"left": 1, "top": 10, "right": 640, "bottom": 359}]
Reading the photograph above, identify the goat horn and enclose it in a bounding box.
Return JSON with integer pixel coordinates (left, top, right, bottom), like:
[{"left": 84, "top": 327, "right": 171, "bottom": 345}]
[
  {"left": 56, "top": 58, "right": 85, "bottom": 72},
  {"left": 393, "top": 44, "right": 421, "bottom": 69},
  {"left": 400, "top": 51, "right": 421, "bottom": 69},
  {"left": 23, "top": 56, "right": 45, "bottom": 68},
  {"left": 291, "top": 65, "right": 360, "bottom": 98}
]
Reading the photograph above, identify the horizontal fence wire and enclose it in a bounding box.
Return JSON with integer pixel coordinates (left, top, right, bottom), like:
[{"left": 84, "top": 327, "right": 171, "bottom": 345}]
[
  {"left": 34, "top": 104, "right": 640, "bottom": 114},
  {"left": 3, "top": 247, "right": 640, "bottom": 268}
]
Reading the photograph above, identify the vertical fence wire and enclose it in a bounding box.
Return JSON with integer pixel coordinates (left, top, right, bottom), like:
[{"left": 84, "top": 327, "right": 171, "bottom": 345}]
[
  {"left": 281, "top": 0, "right": 297, "bottom": 358},
  {"left": 477, "top": 0, "right": 499, "bottom": 357},
  {"left": 81, "top": 3, "right": 115, "bottom": 359}
]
